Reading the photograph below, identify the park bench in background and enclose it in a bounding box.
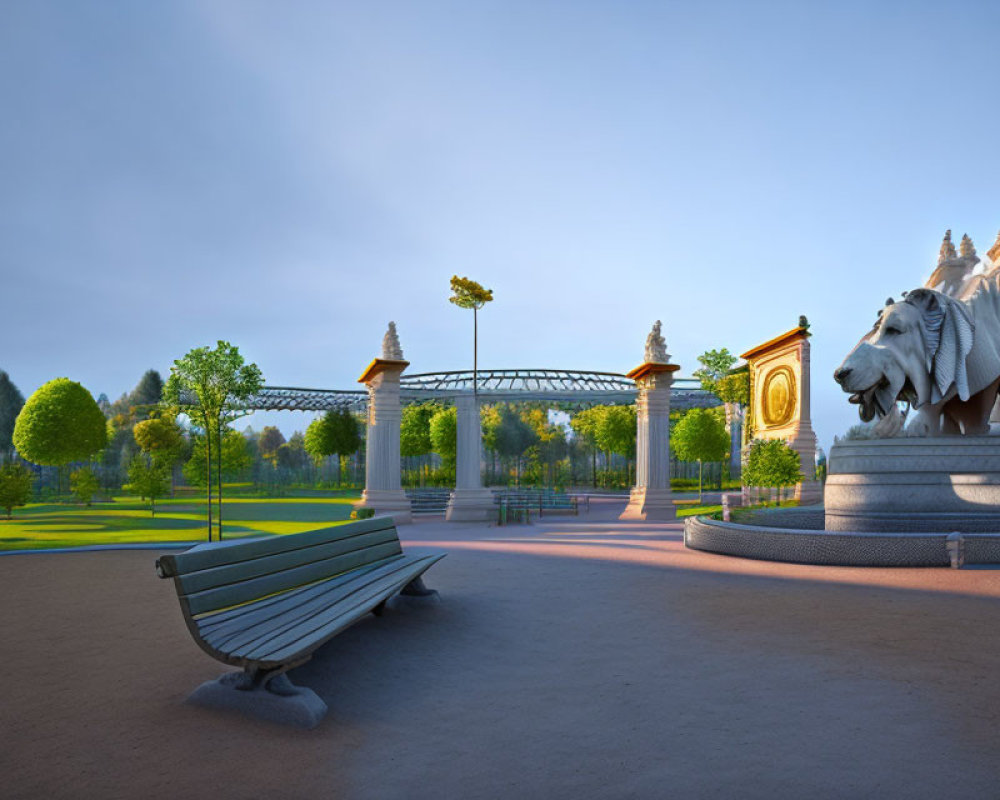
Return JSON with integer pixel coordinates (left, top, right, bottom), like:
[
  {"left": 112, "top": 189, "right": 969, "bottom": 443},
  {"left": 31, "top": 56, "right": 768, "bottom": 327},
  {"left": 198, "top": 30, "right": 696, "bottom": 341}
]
[
  {"left": 155, "top": 516, "right": 445, "bottom": 728},
  {"left": 493, "top": 489, "right": 580, "bottom": 524}
]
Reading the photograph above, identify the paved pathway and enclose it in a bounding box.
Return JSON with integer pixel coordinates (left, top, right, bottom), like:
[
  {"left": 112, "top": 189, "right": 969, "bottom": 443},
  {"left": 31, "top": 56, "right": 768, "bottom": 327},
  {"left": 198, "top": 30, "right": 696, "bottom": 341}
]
[{"left": 3, "top": 499, "right": 1000, "bottom": 798}]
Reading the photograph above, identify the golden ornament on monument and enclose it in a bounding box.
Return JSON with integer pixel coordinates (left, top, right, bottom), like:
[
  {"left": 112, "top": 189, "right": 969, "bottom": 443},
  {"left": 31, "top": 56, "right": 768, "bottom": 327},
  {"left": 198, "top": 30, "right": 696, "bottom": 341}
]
[{"left": 761, "top": 367, "right": 795, "bottom": 427}]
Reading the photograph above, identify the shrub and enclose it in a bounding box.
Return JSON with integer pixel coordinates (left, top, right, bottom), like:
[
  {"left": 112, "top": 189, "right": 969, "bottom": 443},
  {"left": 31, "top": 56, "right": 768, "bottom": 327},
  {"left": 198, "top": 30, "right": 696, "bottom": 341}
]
[
  {"left": 0, "top": 463, "right": 34, "bottom": 519},
  {"left": 70, "top": 466, "right": 99, "bottom": 506},
  {"left": 350, "top": 507, "right": 375, "bottom": 520}
]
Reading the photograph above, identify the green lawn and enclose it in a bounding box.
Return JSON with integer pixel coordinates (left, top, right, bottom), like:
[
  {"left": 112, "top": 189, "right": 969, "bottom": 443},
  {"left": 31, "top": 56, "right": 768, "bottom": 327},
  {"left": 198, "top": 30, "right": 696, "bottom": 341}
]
[
  {"left": 675, "top": 504, "right": 723, "bottom": 519},
  {"left": 0, "top": 494, "right": 361, "bottom": 551}
]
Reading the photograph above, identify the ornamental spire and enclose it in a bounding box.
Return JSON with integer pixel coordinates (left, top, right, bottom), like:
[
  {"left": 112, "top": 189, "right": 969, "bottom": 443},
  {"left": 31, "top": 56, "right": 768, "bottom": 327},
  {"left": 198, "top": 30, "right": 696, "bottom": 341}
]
[
  {"left": 938, "top": 229, "right": 957, "bottom": 265},
  {"left": 960, "top": 233, "right": 978, "bottom": 261},
  {"left": 988, "top": 231, "right": 1000, "bottom": 266},
  {"left": 381, "top": 321, "right": 403, "bottom": 360}
]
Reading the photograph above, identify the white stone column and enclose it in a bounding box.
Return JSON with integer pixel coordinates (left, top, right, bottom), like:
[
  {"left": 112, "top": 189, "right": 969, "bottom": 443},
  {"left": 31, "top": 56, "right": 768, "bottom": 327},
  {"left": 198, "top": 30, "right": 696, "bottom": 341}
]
[
  {"left": 358, "top": 323, "right": 412, "bottom": 524},
  {"left": 620, "top": 366, "right": 678, "bottom": 520},
  {"left": 446, "top": 393, "right": 494, "bottom": 522},
  {"left": 621, "top": 320, "right": 679, "bottom": 521}
]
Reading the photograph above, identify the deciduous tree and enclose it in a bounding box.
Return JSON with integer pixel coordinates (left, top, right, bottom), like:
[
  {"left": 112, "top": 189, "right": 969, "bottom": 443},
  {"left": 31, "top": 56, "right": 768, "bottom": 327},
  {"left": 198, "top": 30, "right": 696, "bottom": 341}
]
[
  {"left": 400, "top": 402, "right": 437, "bottom": 458},
  {"left": 0, "top": 463, "right": 33, "bottom": 519},
  {"left": 429, "top": 406, "right": 458, "bottom": 471},
  {"left": 670, "top": 408, "right": 729, "bottom": 501},
  {"left": 304, "top": 409, "right": 362, "bottom": 485},
  {"left": 13, "top": 378, "right": 107, "bottom": 467},
  {"left": 133, "top": 413, "right": 187, "bottom": 493},
  {"left": 258, "top": 426, "right": 286, "bottom": 465},
  {"left": 70, "top": 466, "right": 99, "bottom": 506},
  {"left": 493, "top": 405, "right": 537, "bottom": 484},
  {"left": 127, "top": 455, "right": 169, "bottom": 517},
  {"left": 743, "top": 439, "right": 801, "bottom": 505},
  {"left": 183, "top": 429, "right": 253, "bottom": 487},
  {"left": 163, "top": 342, "right": 262, "bottom": 540},
  {"left": 596, "top": 405, "right": 636, "bottom": 483},
  {"left": 570, "top": 406, "right": 604, "bottom": 487},
  {"left": 693, "top": 349, "right": 737, "bottom": 395}
]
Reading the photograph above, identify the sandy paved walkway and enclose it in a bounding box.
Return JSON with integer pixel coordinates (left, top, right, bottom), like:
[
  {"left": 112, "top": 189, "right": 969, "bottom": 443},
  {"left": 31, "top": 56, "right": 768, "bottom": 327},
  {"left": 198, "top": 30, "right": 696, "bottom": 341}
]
[{"left": 3, "top": 499, "right": 1000, "bottom": 799}]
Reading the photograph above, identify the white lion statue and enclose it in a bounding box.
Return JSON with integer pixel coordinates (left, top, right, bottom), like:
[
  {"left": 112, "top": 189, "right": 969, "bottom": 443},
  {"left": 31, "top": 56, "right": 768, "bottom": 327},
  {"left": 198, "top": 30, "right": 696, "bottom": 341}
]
[{"left": 835, "top": 230, "right": 1000, "bottom": 437}]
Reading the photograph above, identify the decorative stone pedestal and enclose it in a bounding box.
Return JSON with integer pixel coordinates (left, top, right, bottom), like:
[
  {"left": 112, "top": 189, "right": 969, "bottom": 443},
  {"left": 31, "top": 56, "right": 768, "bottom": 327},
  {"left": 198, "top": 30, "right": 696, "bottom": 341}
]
[
  {"left": 446, "top": 393, "right": 494, "bottom": 522},
  {"left": 621, "top": 487, "right": 676, "bottom": 521},
  {"left": 741, "top": 320, "right": 823, "bottom": 507},
  {"left": 825, "top": 436, "right": 1000, "bottom": 532},
  {"left": 621, "top": 321, "right": 679, "bottom": 522},
  {"left": 358, "top": 323, "right": 412, "bottom": 524}
]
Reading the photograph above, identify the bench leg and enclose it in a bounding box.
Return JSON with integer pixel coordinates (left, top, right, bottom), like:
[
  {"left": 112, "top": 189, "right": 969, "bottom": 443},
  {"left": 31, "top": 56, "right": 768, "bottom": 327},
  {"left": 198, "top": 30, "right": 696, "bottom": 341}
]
[
  {"left": 223, "top": 657, "right": 310, "bottom": 697},
  {"left": 372, "top": 599, "right": 387, "bottom": 617},
  {"left": 401, "top": 575, "right": 437, "bottom": 597},
  {"left": 191, "top": 659, "right": 327, "bottom": 728}
]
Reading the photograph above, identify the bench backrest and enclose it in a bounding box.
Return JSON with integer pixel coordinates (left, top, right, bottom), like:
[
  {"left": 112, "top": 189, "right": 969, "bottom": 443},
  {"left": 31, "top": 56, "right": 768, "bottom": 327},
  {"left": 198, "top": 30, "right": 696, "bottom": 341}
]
[{"left": 156, "top": 516, "right": 402, "bottom": 617}]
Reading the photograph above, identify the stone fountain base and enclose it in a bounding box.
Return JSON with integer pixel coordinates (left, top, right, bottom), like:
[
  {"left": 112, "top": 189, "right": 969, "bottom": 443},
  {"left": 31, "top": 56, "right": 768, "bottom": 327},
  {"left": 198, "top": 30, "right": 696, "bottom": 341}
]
[
  {"left": 824, "top": 436, "right": 1000, "bottom": 533},
  {"left": 683, "top": 436, "right": 1000, "bottom": 567}
]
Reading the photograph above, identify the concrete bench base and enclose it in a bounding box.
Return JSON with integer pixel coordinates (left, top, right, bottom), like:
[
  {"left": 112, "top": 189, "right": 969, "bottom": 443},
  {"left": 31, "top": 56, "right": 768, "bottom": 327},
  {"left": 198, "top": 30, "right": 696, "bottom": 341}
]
[{"left": 187, "top": 672, "right": 328, "bottom": 729}]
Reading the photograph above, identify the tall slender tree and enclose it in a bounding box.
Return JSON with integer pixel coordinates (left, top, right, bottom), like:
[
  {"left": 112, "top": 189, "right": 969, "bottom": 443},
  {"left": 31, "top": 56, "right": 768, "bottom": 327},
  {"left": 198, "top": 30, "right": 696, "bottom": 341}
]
[
  {"left": 163, "top": 342, "right": 262, "bottom": 541},
  {"left": 449, "top": 276, "right": 494, "bottom": 394}
]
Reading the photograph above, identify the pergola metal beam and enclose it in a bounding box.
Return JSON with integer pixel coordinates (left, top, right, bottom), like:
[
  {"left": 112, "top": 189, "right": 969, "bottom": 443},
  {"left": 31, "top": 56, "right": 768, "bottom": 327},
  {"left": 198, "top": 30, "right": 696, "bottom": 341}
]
[{"left": 214, "top": 370, "right": 717, "bottom": 413}]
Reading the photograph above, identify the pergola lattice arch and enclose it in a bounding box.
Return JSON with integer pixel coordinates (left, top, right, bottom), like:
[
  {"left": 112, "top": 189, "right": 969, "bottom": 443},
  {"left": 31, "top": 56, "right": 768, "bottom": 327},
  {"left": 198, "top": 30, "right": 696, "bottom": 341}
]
[{"left": 242, "top": 368, "right": 717, "bottom": 411}]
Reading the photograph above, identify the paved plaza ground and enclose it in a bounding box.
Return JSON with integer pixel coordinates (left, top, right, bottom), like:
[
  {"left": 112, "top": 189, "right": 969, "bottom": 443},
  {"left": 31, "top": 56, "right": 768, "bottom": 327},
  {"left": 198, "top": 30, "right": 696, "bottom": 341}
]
[{"left": 4, "top": 498, "right": 1000, "bottom": 799}]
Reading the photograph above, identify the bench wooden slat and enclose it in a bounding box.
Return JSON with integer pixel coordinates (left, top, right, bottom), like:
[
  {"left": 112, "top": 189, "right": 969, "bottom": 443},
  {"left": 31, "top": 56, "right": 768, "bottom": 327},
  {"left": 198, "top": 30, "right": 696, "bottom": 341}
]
[
  {"left": 182, "top": 540, "right": 404, "bottom": 617},
  {"left": 240, "top": 554, "right": 444, "bottom": 663},
  {"left": 158, "top": 516, "right": 396, "bottom": 577},
  {"left": 176, "top": 527, "right": 402, "bottom": 595},
  {"left": 212, "top": 554, "right": 440, "bottom": 657},
  {"left": 196, "top": 558, "right": 401, "bottom": 635},
  {"left": 200, "top": 555, "right": 408, "bottom": 649}
]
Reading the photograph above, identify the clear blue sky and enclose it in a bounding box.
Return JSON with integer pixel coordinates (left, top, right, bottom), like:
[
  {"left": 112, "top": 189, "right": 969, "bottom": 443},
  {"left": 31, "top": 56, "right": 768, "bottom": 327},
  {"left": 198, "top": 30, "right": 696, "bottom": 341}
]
[{"left": 3, "top": 0, "right": 999, "bottom": 453}]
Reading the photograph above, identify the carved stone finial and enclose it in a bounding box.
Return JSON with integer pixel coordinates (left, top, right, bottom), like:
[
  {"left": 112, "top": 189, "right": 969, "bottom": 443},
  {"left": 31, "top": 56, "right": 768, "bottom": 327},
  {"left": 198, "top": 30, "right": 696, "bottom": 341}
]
[
  {"left": 799, "top": 315, "right": 810, "bottom": 330},
  {"left": 644, "top": 320, "right": 669, "bottom": 364},
  {"left": 381, "top": 321, "right": 403, "bottom": 360},
  {"left": 938, "top": 230, "right": 957, "bottom": 265},
  {"left": 960, "top": 233, "right": 978, "bottom": 261},
  {"left": 988, "top": 230, "right": 1000, "bottom": 265}
]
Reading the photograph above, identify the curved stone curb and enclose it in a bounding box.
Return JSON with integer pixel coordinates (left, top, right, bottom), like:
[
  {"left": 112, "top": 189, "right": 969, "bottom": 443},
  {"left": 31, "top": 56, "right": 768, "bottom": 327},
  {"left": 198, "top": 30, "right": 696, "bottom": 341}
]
[{"left": 683, "top": 516, "right": 1000, "bottom": 567}]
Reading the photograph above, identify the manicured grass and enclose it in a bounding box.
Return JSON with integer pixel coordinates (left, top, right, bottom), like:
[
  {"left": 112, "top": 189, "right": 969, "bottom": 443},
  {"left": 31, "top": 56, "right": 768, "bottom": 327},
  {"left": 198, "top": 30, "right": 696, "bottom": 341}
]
[
  {"left": 675, "top": 504, "right": 723, "bottom": 519},
  {"left": 0, "top": 493, "right": 361, "bottom": 551}
]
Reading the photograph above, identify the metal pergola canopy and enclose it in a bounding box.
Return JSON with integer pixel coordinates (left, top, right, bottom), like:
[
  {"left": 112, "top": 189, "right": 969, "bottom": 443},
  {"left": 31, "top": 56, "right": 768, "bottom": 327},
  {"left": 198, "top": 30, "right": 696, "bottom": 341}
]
[{"left": 181, "top": 369, "right": 718, "bottom": 412}]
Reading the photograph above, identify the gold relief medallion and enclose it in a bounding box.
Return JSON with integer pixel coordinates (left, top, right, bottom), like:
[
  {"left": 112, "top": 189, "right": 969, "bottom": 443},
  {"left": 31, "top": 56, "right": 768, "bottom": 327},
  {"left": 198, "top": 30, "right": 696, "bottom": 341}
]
[{"left": 761, "top": 367, "right": 796, "bottom": 427}]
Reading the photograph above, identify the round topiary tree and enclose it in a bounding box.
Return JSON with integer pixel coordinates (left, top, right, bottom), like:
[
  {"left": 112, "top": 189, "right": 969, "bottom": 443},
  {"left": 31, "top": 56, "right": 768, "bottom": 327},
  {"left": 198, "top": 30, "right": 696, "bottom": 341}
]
[
  {"left": 13, "top": 378, "right": 108, "bottom": 467},
  {"left": 671, "top": 408, "right": 730, "bottom": 502}
]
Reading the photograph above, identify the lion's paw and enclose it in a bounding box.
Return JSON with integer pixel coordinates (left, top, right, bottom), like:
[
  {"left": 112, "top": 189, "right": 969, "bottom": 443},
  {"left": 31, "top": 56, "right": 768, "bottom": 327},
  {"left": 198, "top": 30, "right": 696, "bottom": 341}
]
[{"left": 905, "top": 410, "right": 937, "bottom": 437}]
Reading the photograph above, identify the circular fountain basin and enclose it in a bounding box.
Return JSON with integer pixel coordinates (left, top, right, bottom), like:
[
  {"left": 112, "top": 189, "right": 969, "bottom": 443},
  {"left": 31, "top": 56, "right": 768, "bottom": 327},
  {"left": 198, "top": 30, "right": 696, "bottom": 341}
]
[{"left": 683, "top": 437, "right": 1000, "bottom": 566}]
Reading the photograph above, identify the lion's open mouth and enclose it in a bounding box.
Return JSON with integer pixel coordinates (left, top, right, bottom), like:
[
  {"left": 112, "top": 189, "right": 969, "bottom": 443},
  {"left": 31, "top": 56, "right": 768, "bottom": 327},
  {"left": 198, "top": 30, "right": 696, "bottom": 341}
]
[{"left": 848, "top": 377, "right": 891, "bottom": 422}]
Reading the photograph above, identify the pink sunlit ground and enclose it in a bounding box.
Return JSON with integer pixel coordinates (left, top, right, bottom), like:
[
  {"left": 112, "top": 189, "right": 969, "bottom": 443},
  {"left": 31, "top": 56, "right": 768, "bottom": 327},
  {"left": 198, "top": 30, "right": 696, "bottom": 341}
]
[{"left": 3, "top": 498, "right": 999, "bottom": 798}]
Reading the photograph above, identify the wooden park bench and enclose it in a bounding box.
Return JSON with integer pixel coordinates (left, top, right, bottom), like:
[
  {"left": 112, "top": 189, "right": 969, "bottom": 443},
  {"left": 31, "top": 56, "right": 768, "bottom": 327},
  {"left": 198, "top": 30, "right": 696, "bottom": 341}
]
[{"left": 155, "top": 516, "right": 445, "bottom": 726}]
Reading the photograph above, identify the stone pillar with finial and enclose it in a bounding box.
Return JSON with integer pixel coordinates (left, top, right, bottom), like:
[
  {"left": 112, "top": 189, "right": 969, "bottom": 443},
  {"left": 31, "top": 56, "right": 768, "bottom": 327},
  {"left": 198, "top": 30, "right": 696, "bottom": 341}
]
[
  {"left": 620, "top": 321, "right": 680, "bottom": 521},
  {"left": 358, "top": 322, "right": 412, "bottom": 523},
  {"left": 445, "top": 391, "right": 494, "bottom": 523}
]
